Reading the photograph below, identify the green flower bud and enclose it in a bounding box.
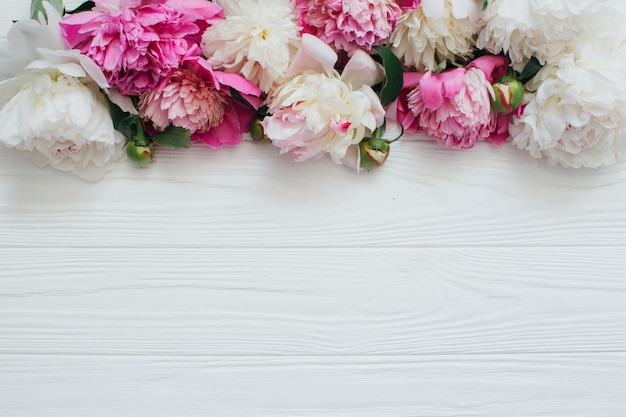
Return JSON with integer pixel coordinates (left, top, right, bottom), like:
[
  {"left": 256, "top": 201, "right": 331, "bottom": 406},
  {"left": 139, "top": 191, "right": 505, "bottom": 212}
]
[
  {"left": 360, "top": 137, "right": 390, "bottom": 171},
  {"left": 126, "top": 141, "right": 154, "bottom": 168},
  {"left": 249, "top": 117, "right": 265, "bottom": 141},
  {"left": 492, "top": 75, "right": 524, "bottom": 113}
]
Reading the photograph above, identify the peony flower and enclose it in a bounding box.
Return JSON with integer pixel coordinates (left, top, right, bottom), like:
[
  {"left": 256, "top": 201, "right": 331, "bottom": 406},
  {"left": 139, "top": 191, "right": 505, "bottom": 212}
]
[
  {"left": 262, "top": 34, "right": 385, "bottom": 164},
  {"left": 139, "top": 56, "right": 262, "bottom": 148},
  {"left": 477, "top": 0, "right": 612, "bottom": 71},
  {"left": 390, "top": 0, "right": 483, "bottom": 70},
  {"left": 0, "top": 2, "right": 124, "bottom": 180},
  {"left": 404, "top": 55, "right": 509, "bottom": 149},
  {"left": 510, "top": 51, "right": 626, "bottom": 169},
  {"left": 60, "top": 0, "right": 224, "bottom": 96},
  {"left": 0, "top": 73, "right": 125, "bottom": 180},
  {"left": 201, "top": 0, "right": 301, "bottom": 93},
  {"left": 296, "top": 0, "right": 406, "bottom": 54}
]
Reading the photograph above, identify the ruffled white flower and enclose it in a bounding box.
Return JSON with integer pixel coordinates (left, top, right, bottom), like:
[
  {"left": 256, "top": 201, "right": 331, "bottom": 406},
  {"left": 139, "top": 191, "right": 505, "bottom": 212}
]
[
  {"left": 0, "top": 2, "right": 125, "bottom": 180},
  {"left": 262, "top": 34, "right": 385, "bottom": 164},
  {"left": 510, "top": 49, "right": 626, "bottom": 169},
  {"left": 264, "top": 71, "right": 383, "bottom": 163},
  {"left": 0, "top": 73, "right": 125, "bottom": 180},
  {"left": 201, "top": 0, "right": 300, "bottom": 92},
  {"left": 478, "top": 0, "right": 612, "bottom": 71},
  {"left": 389, "top": 0, "right": 483, "bottom": 70}
]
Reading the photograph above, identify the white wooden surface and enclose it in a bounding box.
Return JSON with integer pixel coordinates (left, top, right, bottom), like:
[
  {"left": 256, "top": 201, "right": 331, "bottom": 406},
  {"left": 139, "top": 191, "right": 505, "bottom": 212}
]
[{"left": 2, "top": 2, "right": 626, "bottom": 416}]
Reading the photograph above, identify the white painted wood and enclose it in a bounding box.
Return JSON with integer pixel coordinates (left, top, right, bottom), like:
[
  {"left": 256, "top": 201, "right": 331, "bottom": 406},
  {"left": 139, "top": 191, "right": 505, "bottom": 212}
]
[
  {"left": 3, "top": 353, "right": 626, "bottom": 417},
  {"left": 2, "top": 248, "right": 626, "bottom": 416},
  {"left": 3, "top": 1, "right": 626, "bottom": 417},
  {"left": 2, "top": 248, "right": 626, "bottom": 357},
  {"left": 3, "top": 141, "right": 626, "bottom": 248}
]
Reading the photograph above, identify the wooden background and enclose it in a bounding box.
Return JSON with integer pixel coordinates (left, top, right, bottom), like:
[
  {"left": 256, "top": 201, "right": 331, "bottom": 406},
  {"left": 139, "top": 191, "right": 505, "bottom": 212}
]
[{"left": 2, "top": 2, "right": 626, "bottom": 416}]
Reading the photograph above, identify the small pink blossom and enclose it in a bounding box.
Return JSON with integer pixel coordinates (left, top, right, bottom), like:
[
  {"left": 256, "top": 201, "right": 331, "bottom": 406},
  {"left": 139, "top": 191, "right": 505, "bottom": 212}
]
[
  {"left": 138, "top": 56, "right": 262, "bottom": 148},
  {"left": 297, "top": 0, "right": 406, "bottom": 54},
  {"left": 60, "top": 0, "right": 223, "bottom": 96}
]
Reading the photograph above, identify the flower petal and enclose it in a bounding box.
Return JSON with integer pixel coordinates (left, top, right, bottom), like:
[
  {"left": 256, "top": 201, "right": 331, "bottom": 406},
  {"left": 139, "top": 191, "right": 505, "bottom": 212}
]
[
  {"left": 286, "top": 33, "right": 337, "bottom": 78},
  {"left": 341, "top": 49, "right": 385, "bottom": 89},
  {"left": 419, "top": 68, "right": 465, "bottom": 109}
]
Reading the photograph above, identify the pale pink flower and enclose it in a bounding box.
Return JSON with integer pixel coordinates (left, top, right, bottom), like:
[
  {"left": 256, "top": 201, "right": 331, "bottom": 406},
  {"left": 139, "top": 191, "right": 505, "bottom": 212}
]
[
  {"left": 262, "top": 34, "right": 386, "bottom": 165},
  {"left": 405, "top": 55, "right": 509, "bottom": 149},
  {"left": 60, "top": 0, "right": 223, "bottom": 96},
  {"left": 138, "top": 56, "right": 262, "bottom": 148},
  {"left": 296, "top": 0, "right": 409, "bottom": 54}
]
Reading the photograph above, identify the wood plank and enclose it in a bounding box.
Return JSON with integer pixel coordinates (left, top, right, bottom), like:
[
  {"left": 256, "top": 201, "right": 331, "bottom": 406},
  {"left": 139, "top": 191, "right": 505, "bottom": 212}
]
[
  {"left": 2, "top": 248, "right": 626, "bottom": 356},
  {"left": 2, "top": 353, "right": 626, "bottom": 417},
  {"left": 2, "top": 141, "right": 626, "bottom": 248}
]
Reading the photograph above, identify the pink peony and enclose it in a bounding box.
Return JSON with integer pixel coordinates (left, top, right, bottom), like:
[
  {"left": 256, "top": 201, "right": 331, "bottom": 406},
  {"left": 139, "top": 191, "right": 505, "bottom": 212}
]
[
  {"left": 404, "top": 55, "right": 510, "bottom": 149},
  {"left": 296, "top": 0, "right": 410, "bottom": 54},
  {"left": 138, "top": 56, "right": 262, "bottom": 148},
  {"left": 60, "top": 0, "right": 223, "bottom": 96}
]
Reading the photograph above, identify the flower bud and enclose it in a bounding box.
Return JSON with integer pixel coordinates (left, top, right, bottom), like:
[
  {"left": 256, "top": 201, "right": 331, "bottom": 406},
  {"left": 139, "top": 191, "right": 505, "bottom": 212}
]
[
  {"left": 249, "top": 117, "right": 265, "bottom": 141},
  {"left": 491, "top": 75, "right": 524, "bottom": 113},
  {"left": 126, "top": 141, "right": 154, "bottom": 168},
  {"left": 360, "top": 137, "right": 390, "bottom": 170}
]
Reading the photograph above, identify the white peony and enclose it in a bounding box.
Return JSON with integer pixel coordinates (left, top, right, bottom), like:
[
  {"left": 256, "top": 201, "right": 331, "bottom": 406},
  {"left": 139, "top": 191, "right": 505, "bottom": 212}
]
[
  {"left": 0, "top": 2, "right": 125, "bottom": 180},
  {"left": 478, "top": 0, "right": 612, "bottom": 71},
  {"left": 262, "top": 34, "right": 385, "bottom": 165},
  {"left": 201, "top": 0, "right": 300, "bottom": 93},
  {"left": 0, "top": 73, "right": 124, "bottom": 180},
  {"left": 264, "top": 71, "right": 383, "bottom": 163},
  {"left": 510, "top": 49, "right": 626, "bottom": 169},
  {"left": 389, "top": 0, "right": 483, "bottom": 70}
]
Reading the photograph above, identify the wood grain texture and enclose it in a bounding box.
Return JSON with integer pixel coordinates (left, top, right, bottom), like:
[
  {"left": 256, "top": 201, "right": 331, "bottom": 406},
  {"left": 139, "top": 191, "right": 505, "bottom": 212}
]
[
  {"left": 3, "top": 2, "right": 626, "bottom": 416},
  {"left": 3, "top": 353, "right": 626, "bottom": 417},
  {"left": 2, "top": 248, "right": 626, "bottom": 357},
  {"left": 3, "top": 141, "right": 626, "bottom": 248}
]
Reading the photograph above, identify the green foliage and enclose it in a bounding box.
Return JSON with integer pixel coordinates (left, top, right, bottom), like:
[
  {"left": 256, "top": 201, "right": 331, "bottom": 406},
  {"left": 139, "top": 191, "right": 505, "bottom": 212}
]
[
  {"left": 150, "top": 126, "right": 191, "bottom": 149},
  {"left": 373, "top": 46, "right": 403, "bottom": 108},
  {"left": 65, "top": 1, "right": 95, "bottom": 14},
  {"left": 518, "top": 57, "right": 543, "bottom": 85},
  {"left": 30, "top": 0, "right": 63, "bottom": 21}
]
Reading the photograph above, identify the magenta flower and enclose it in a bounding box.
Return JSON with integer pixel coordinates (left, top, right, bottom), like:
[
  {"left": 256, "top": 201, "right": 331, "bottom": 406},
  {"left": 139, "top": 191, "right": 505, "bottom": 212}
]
[
  {"left": 296, "top": 0, "right": 407, "bottom": 54},
  {"left": 404, "top": 55, "right": 510, "bottom": 149},
  {"left": 138, "top": 56, "right": 262, "bottom": 148},
  {"left": 60, "top": 0, "right": 224, "bottom": 96}
]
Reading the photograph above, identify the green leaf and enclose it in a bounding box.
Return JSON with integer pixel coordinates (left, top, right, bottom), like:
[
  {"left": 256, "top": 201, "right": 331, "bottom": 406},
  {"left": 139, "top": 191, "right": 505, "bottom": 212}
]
[
  {"left": 372, "top": 45, "right": 403, "bottom": 108},
  {"left": 150, "top": 126, "right": 191, "bottom": 149},
  {"left": 118, "top": 115, "right": 139, "bottom": 140},
  {"left": 518, "top": 57, "right": 543, "bottom": 85},
  {"left": 105, "top": 95, "right": 138, "bottom": 139},
  {"left": 30, "top": 0, "right": 63, "bottom": 21},
  {"left": 481, "top": 0, "right": 489, "bottom": 11},
  {"left": 65, "top": 0, "right": 95, "bottom": 14},
  {"left": 229, "top": 87, "right": 256, "bottom": 111}
]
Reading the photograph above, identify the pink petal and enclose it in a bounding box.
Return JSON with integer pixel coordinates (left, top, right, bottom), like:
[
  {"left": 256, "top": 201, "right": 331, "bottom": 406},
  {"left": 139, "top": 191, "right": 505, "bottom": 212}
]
[
  {"left": 403, "top": 72, "right": 424, "bottom": 90},
  {"left": 468, "top": 55, "right": 510, "bottom": 83},
  {"left": 341, "top": 49, "right": 385, "bottom": 89},
  {"left": 419, "top": 68, "right": 465, "bottom": 109},
  {"left": 286, "top": 33, "right": 338, "bottom": 78},
  {"left": 488, "top": 113, "right": 511, "bottom": 145},
  {"left": 195, "top": 103, "right": 242, "bottom": 148},
  {"left": 165, "top": 0, "right": 224, "bottom": 22},
  {"left": 396, "top": 0, "right": 421, "bottom": 9},
  {"left": 214, "top": 71, "right": 262, "bottom": 97}
]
